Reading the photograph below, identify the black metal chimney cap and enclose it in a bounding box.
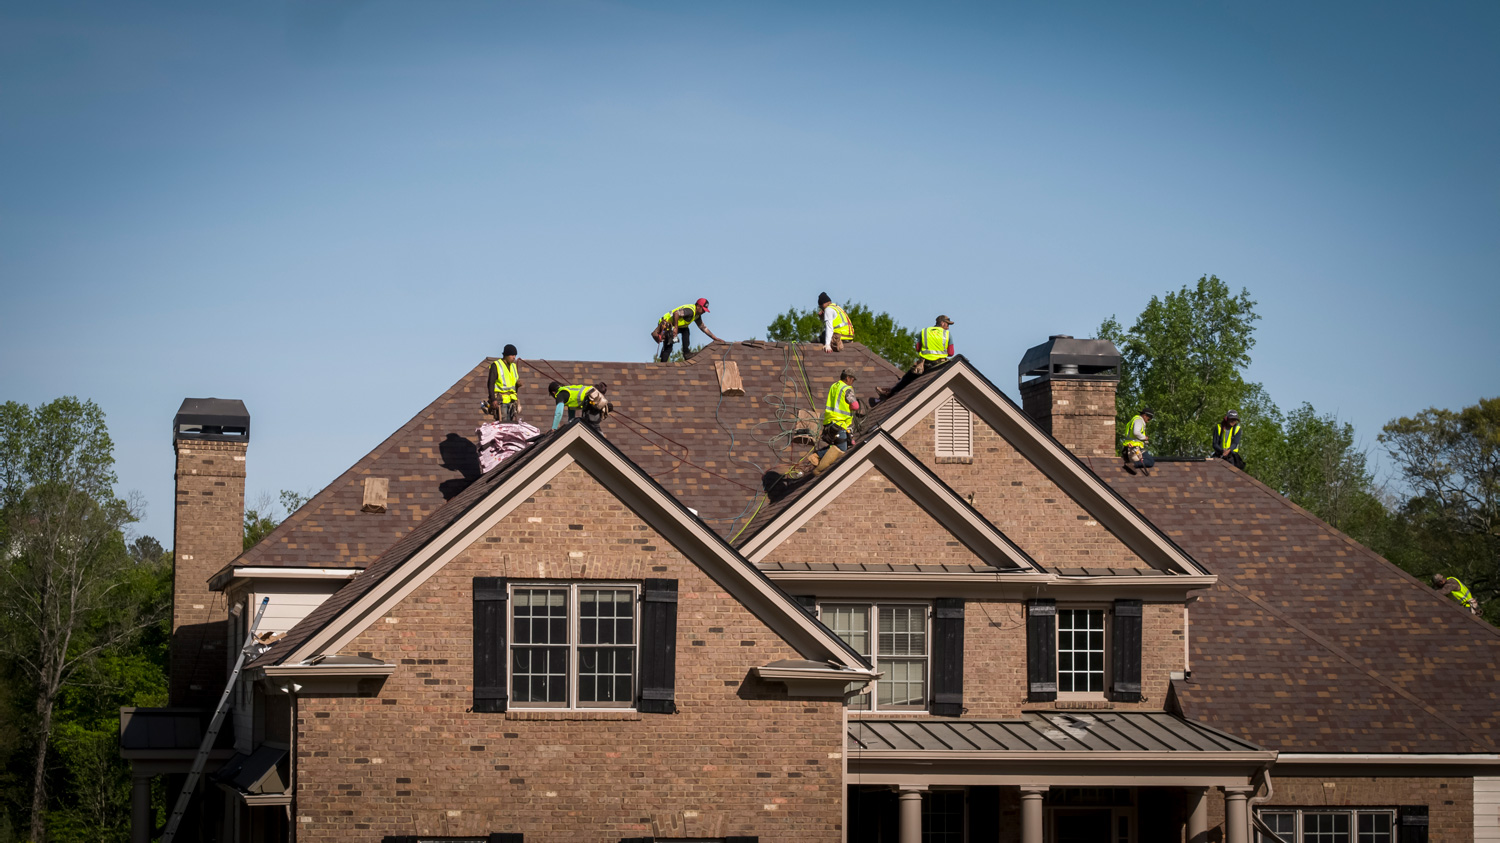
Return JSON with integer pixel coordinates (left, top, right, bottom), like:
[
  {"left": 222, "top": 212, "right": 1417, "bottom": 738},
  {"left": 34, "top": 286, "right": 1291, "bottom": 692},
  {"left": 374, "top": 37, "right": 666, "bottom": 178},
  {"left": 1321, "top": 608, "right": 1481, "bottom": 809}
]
[
  {"left": 1018, "top": 336, "right": 1122, "bottom": 385},
  {"left": 174, "top": 398, "right": 250, "bottom": 442}
]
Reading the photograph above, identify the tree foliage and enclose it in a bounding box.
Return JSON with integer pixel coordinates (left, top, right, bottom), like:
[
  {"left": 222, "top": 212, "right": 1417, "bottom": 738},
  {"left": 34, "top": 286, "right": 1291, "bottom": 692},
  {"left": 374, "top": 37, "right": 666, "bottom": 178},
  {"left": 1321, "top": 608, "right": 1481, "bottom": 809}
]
[{"left": 766, "top": 302, "right": 919, "bottom": 369}]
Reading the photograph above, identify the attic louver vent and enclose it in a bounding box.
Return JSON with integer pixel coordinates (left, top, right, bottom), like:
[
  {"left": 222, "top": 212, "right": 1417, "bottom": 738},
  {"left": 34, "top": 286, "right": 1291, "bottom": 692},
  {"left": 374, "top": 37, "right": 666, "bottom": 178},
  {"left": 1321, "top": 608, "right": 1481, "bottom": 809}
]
[
  {"left": 935, "top": 397, "right": 973, "bottom": 460},
  {"left": 361, "top": 477, "right": 388, "bottom": 514}
]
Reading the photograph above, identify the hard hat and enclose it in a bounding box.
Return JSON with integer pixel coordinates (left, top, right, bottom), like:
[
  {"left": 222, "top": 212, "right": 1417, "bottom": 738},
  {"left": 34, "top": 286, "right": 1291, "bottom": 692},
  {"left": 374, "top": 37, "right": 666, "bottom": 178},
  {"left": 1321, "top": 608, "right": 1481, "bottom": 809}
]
[{"left": 696, "top": 297, "right": 710, "bottom": 312}]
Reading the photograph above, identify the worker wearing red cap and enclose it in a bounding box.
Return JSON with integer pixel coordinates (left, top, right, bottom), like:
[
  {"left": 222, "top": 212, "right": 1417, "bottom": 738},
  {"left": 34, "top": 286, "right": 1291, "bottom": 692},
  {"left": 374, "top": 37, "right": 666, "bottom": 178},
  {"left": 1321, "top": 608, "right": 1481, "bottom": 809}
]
[{"left": 654, "top": 297, "right": 722, "bottom": 362}]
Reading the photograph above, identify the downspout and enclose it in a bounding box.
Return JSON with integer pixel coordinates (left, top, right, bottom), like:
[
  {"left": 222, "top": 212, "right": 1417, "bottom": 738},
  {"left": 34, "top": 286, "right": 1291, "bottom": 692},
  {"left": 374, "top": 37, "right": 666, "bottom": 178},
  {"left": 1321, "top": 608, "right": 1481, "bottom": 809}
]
[{"left": 1248, "top": 761, "right": 1289, "bottom": 843}]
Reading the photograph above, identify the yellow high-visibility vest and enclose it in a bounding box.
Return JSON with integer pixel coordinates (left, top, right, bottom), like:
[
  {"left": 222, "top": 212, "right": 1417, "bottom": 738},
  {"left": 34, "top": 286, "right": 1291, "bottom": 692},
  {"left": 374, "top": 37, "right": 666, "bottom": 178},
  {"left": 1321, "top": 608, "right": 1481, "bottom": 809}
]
[
  {"left": 823, "top": 381, "right": 854, "bottom": 430},
  {"left": 919, "top": 326, "right": 951, "bottom": 361},
  {"left": 1121, "top": 414, "right": 1147, "bottom": 449},
  {"left": 1445, "top": 577, "right": 1476, "bottom": 606},
  {"left": 661, "top": 305, "right": 697, "bottom": 329},
  {"left": 558, "top": 385, "right": 592, "bottom": 409},
  {"left": 492, "top": 360, "right": 519, "bottom": 403},
  {"left": 827, "top": 303, "right": 854, "bottom": 340},
  {"left": 1216, "top": 422, "right": 1240, "bottom": 453}
]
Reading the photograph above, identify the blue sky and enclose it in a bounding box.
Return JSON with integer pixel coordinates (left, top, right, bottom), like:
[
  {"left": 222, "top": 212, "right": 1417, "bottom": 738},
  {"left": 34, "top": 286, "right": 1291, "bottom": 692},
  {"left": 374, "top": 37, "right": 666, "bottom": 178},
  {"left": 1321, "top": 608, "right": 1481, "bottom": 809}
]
[{"left": 2, "top": 0, "right": 1497, "bottom": 544}]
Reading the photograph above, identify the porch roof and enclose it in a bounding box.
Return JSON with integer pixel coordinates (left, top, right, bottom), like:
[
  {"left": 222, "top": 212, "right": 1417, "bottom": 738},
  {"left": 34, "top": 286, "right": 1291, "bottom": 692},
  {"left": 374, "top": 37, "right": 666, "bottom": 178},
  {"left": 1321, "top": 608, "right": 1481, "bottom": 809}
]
[{"left": 849, "top": 711, "right": 1265, "bottom": 756}]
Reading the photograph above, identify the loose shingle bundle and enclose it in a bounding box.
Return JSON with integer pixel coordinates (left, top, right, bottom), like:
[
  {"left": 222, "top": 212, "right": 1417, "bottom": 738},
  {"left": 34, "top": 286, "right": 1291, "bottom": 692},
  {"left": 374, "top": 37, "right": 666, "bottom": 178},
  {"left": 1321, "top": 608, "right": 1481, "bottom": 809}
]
[{"left": 477, "top": 421, "right": 541, "bottom": 473}]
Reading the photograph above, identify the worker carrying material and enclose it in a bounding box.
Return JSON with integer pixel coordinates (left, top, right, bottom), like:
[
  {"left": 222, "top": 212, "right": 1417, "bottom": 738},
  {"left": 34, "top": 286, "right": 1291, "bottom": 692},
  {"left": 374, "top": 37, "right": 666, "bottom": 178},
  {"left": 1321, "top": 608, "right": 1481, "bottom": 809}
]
[
  {"left": 877, "top": 315, "right": 955, "bottom": 402},
  {"left": 817, "top": 369, "right": 861, "bottom": 459},
  {"left": 818, "top": 293, "right": 854, "bottom": 353},
  {"left": 1213, "top": 410, "right": 1244, "bottom": 469},
  {"left": 484, "top": 344, "right": 521, "bottom": 423},
  {"left": 1431, "top": 574, "right": 1480, "bottom": 614},
  {"left": 549, "top": 381, "right": 611, "bottom": 429},
  {"left": 1121, "top": 407, "right": 1155, "bottom": 475},
  {"left": 654, "top": 298, "right": 722, "bottom": 362}
]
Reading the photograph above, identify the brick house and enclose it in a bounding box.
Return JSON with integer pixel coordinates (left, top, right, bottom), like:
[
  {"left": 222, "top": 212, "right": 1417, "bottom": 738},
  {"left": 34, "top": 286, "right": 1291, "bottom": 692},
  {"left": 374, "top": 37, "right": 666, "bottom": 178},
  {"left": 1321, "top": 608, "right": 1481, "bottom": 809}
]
[{"left": 121, "top": 337, "right": 1500, "bottom": 843}]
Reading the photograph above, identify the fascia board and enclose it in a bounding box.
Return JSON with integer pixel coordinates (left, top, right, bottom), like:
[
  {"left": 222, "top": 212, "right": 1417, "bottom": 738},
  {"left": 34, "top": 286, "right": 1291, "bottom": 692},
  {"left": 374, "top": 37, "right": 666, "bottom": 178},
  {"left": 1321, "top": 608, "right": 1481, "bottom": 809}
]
[
  {"left": 742, "top": 434, "right": 1040, "bottom": 572},
  {"left": 260, "top": 664, "right": 396, "bottom": 679},
  {"left": 879, "top": 367, "right": 1206, "bottom": 576},
  {"left": 211, "top": 566, "right": 363, "bottom": 592},
  {"left": 1275, "top": 753, "right": 1500, "bottom": 765}
]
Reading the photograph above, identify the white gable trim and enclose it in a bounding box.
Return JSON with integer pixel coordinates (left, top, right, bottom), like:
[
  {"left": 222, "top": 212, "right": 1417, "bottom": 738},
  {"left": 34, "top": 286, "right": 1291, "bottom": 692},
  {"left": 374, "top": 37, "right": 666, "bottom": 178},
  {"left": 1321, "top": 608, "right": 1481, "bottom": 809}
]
[
  {"left": 281, "top": 424, "right": 867, "bottom": 670},
  {"left": 877, "top": 364, "right": 1208, "bottom": 575},
  {"left": 740, "top": 432, "right": 1041, "bottom": 573}
]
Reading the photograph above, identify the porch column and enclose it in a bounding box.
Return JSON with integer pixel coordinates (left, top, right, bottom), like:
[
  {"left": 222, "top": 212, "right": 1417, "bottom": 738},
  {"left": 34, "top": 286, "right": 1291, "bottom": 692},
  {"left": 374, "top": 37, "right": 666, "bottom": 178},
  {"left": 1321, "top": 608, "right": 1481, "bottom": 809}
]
[
  {"left": 131, "top": 773, "right": 152, "bottom": 843},
  {"left": 1224, "top": 786, "right": 1254, "bottom": 843},
  {"left": 897, "top": 787, "right": 926, "bottom": 843},
  {"left": 1186, "top": 787, "right": 1209, "bottom": 843},
  {"left": 1020, "top": 785, "right": 1048, "bottom": 843}
]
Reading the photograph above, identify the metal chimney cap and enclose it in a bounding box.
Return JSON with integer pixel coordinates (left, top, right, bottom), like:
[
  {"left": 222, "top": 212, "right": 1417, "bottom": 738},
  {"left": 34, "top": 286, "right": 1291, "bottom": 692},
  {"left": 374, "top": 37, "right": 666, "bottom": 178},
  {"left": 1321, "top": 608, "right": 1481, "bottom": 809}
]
[
  {"left": 1018, "top": 336, "right": 1122, "bottom": 385},
  {"left": 174, "top": 398, "right": 250, "bottom": 442}
]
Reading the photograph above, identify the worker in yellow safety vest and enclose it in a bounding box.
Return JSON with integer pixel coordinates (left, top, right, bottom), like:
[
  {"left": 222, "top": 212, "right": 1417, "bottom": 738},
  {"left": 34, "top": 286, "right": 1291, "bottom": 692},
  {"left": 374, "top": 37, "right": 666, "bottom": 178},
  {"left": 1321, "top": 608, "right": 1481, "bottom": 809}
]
[
  {"left": 654, "top": 298, "right": 722, "bottom": 362},
  {"left": 818, "top": 293, "right": 855, "bottom": 353},
  {"left": 1213, "top": 410, "right": 1245, "bottom": 469},
  {"left": 1121, "top": 407, "right": 1155, "bottom": 475},
  {"left": 877, "top": 315, "right": 956, "bottom": 403},
  {"left": 818, "top": 369, "right": 861, "bottom": 455},
  {"left": 484, "top": 344, "right": 521, "bottom": 423},
  {"left": 549, "top": 381, "right": 611, "bottom": 430},
  {"left": 1431, "top": 574, "right": 1480, "bottom": 614}
]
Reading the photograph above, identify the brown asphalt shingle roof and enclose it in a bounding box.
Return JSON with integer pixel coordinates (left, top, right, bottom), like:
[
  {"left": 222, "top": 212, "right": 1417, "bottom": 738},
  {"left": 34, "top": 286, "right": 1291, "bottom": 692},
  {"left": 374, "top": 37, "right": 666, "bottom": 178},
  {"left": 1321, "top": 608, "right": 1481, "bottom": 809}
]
[{"left": 1087, "top": 457, "right": 1500, "bottom": 753}]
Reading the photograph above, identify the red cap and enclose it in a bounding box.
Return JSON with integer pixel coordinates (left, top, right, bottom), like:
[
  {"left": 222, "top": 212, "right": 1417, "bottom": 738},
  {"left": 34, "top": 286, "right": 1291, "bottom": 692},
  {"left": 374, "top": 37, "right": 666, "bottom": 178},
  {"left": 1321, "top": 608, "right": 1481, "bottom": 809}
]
[{"left": 696, "top": 297, "right": 710, "bottom": 312}]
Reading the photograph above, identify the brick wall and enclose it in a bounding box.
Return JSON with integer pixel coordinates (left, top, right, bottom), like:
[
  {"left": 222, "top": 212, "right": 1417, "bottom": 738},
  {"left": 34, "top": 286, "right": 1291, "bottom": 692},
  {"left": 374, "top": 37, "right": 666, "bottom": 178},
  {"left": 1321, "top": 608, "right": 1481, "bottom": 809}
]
[
  {"left": 171, "top": 438, "right": 246, "bottom": 707},
  {"left": 293, "top": 463, "right": 846, "bottom": 842},
  {"left": 899, "top": 405, "right": 1150, "bottom": 570},
  {"left": 1204, "top": 776, "right": 1473, "bottom": 842},
  {"left": 1018, "top": 377, "right": 1119, "bottom": 459}
]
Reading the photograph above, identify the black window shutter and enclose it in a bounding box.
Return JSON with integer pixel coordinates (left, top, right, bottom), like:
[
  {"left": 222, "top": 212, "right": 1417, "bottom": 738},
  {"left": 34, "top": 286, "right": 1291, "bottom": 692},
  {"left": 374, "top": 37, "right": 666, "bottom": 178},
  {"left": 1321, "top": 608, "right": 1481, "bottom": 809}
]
[
  {"left": 968, "top": 785, "right": 1000, "bottom": 842},
  {"left": 793, "top": 594, "right": 817, "bottom": 615},
  {"left": 638, "top": 578, "right": 679, "bottom": 714},
  {"left": 1026, "top": 599, "right": 1057, "bottom": 702},
  {"left": 1398, "top": 806, "right": 1429, "bottom": 843},
  {"left": 489, "top": 834, "right": 523, "bottom": 843},
  {"left": 473, "top": 577, "right": 508, "bottom": 713},
  {"left": 930, "top": 598, "right": 965, "bottom": 716},
  {"left": 1110, "top": 599, "right": 1143, "bottom": 703},
  {"left": 725, "top": 838, "right": 760, "bottom": 843}
]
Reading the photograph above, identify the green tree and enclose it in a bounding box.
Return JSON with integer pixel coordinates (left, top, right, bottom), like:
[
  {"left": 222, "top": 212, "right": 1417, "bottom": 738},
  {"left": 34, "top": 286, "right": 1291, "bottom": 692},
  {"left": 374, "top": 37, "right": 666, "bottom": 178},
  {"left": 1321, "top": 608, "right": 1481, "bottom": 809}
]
[
  {"left": 244, "top": 489, "right": 313, "bottom": 550},
  {"left": 1099, "top": 275, "right": 1271, "bottom": 459},
  {"left": 766, "top": 302, "right": 919, "bottom": 369},
  {"left": 0, "top": 398, "right": 165, "bottom": 842},
  {"left": 1272, "top": 404, "right": 1387, "bottom": 538},
  {"left": 1379, "top": 397, "right": 1500, "bottom": 621}
]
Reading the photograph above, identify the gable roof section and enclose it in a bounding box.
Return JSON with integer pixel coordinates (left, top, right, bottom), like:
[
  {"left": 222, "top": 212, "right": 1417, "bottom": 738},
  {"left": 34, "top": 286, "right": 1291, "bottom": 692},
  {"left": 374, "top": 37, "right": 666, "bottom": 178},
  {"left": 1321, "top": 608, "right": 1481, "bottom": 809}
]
[
  {"left": 226, "top": 341, "right": 900, "bottom": 576},
  {"left": 741, "top": 357, "right": 1207, "bottom": 576},
  {"left": 1093, "top": 458, "right": 1500, "bottom": 753},
  {"left": 739, "top": 431, "right": 1042, "bottom": 574},
  {"left": 250, "top": 420, "right": 868, "bottom": 671}
]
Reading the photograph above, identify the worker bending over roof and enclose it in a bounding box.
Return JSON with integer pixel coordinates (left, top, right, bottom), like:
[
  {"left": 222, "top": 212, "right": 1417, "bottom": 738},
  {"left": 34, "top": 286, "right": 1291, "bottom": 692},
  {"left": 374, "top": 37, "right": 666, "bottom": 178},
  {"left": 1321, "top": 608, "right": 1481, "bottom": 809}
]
[
  {"left": 1121, "top": 407, "right": 1155, "bottom": 476},
  {"left": 1431, "top": 574, "right": 1480, "bottom": 614},
  {"left": 818, "top": 369, "right": 860, "bottom": 458},
  {"left": 484, "top": 344, "right": 521, "bottom": 423},
  {"left": 877, "top": 315, "right": 955, "bottom": 403},
  {"left": 549, "top": 381, "right": 611, "bottom": 430},
  {"left": 654, "top": 298, "right": 721, "bottom": 362},
  {"left": 1213, "top": 410, "right": 1244, "bottom": 469},
  {"left": 818, "top": 293, "right": 854, "bottom": 353}
]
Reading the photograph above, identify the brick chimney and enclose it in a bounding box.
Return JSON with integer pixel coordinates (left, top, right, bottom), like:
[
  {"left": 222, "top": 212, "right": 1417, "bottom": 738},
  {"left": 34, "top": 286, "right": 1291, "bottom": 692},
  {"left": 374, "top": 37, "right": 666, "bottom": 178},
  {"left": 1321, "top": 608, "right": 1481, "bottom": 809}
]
[
  {"left": 170, "top": 398, "right": 250, "bottom": 707},
  {"left": 1017, "top": 335, "right": 1121, "bottom": 458}
]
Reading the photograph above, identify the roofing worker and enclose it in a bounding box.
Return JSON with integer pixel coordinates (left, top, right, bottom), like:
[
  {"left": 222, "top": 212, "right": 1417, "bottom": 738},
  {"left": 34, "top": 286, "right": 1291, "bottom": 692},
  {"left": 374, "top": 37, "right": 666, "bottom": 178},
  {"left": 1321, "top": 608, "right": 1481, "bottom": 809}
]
[
  {"left": 1213, "top": 410, "right": 1245, "bottom": 469},
  {"left": 818, "top": 293, "right": 855, "bottom": 353},
  {"left": 1431, "top": 574, "right": 1480, "bottom": 614},
  {"left": 549, "top": 381, "right": 611, "bottom": 430},
  {"left": 877, "top": 315, "right": 955, "bottom": 402},
  {"left": 819, "top": 369, "right": 861, "bottom": 456},
  {"left": 1121, "top": 407, "right": 1155, "bottom": 476},
  {"left": 654, "top": 298, "right": 721, "bottom": 363},
  {"left": 484, "top": 344, "right": 521, "bottom": 423}
]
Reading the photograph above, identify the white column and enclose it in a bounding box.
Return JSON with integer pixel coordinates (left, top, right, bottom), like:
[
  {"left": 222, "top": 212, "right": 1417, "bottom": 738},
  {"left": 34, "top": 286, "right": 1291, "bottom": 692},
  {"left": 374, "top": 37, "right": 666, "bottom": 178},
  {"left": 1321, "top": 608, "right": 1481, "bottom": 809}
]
[
  {"left": 1020, "top": 786, "right": 1048, "bottom": 843},
  {"left": 898, "top": 787, "right": 926, "bottom": 843},
  {"left": 1225, "top": 786, "right": 1253, "bottom": 843},
  {"left": 131, "top": 774, "right": 152, "bottom": 843},
  {"left": 1186, "top": 787, "right": 1209, "bottom": 843}
]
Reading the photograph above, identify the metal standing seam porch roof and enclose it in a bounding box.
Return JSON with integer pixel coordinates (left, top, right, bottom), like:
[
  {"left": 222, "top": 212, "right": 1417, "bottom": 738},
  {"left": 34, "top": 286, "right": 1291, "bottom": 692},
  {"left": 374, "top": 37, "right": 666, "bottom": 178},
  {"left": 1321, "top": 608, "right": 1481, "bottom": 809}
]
[{"left": 848, "top": 711, "right": 1265, "bottom": 757}]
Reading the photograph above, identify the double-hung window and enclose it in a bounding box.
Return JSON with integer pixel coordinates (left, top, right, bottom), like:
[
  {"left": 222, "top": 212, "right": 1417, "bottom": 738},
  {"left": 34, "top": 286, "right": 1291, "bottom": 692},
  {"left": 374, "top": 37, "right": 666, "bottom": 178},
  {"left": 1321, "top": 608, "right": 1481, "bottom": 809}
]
[
  {"left": 1256, "top": 808, "right": 1396, "bottom": 843},
  {"left": 821, "top": 603, "right": 928, "bottom": 711},
  {"left": 510, "top": 584, "right": 637, "bottom": 709},
  {"left": 1057, "top": 607, "right": 1107, "bottom": 696}
]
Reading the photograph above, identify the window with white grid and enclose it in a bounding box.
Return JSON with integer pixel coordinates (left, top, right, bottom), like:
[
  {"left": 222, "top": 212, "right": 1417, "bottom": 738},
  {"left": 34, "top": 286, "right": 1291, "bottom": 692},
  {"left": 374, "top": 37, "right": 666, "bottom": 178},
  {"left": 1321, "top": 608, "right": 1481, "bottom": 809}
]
[
  {"left": 935, "top": 397, "right": 973, "bottom": 459},
  {"left": 821, "top": 603, "right": 928, "bottom": 711},
  {"left": 1255, "top": 809, "right": 1395, "bottom": 843},
  {"left": 1057, "top": 608, "right": 1106, "bottom": 694},
  {"left": 511, "top": 584, "right": 637, "bottom": 709}
]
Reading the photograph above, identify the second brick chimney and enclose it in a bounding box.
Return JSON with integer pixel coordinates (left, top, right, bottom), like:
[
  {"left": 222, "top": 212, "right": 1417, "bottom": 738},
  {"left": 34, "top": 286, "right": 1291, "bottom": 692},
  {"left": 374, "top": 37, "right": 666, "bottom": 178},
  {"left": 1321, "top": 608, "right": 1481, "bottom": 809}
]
[
  {"left": 170, "top": 398, "right": 250, "bottom": 707},
  {"left": 1017, "top": 335, "right": 1121, "bottom": 458}
]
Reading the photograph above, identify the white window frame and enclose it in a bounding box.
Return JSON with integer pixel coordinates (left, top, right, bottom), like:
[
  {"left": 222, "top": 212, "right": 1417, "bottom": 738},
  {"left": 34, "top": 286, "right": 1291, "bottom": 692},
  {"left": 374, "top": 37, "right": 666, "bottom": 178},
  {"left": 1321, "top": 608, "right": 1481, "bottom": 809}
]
[
  {"left": 508, "top": 582, "right": 639, "bottom": 710},
  {"left": 935, "top": 396, "right": 974, "bottom": 460},
  {"left": 1255, "top": 808, "right": 1398, "bottom": 843},
  {"left": 818, "top": 602, "right": 930, "bottom": 712},
  {"left": 1056, "top": 605, "right": 1109, "bottom": 700}
]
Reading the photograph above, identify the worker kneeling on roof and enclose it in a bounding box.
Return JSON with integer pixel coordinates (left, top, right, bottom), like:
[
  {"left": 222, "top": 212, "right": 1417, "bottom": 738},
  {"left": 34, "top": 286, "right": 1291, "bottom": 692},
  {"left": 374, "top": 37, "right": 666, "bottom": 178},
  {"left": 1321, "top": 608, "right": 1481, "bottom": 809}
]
[
  {"left": 818, "top": 292, "right": 855, "bottom": 353},
  {"left": 878, "top": 315, "right": 955, "bottom": 403},
  {"left": 549, "top": 381, "right": 611, "bottom": 430},
  {"left": 654, "top": 298, "right": 722, "bottom": 363},
  {"left": 1213, "top": 410, "right": 1245, "bottom": 470},
  {"left": 1431, "top": 573, "right": 1481, "bottom": 614},
  {"left": 817, "top": 369, "right": 860, "bottom": 463}
]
